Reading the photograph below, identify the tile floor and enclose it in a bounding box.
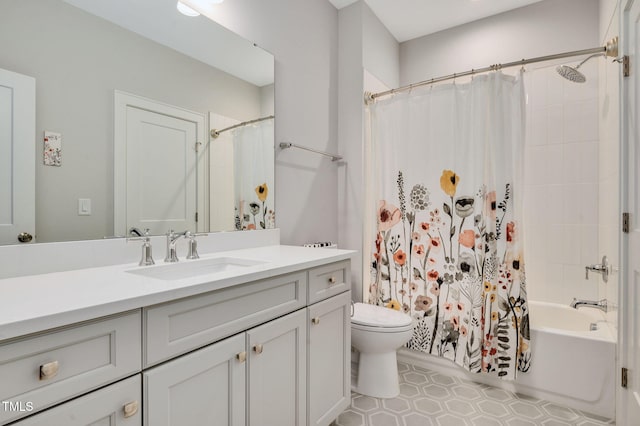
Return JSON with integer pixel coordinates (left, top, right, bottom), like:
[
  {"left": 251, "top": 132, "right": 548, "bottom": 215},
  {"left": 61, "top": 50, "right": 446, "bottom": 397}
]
[{"left": 333, "top": 362, "right": 615, "bottom": 426}]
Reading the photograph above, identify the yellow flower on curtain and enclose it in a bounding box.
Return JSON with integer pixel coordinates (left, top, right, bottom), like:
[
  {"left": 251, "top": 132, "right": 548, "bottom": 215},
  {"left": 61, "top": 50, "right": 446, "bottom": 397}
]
[
  {"left": 386, "top": 299, "right": 401, "bottom": 311},
  {"left": 255, "top": 183, "right": 268, "bottom": 202},
  {"left": 440, "top": 170, "right": 460, "bottom": 197}
]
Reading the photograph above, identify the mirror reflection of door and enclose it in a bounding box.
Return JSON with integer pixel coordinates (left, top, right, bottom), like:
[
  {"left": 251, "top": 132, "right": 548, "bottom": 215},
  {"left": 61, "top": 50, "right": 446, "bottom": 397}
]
[
  {"left": 0, "top": 68, "right": 35, "bottom": 244},
  {"left": 114, "top": 91, "right": 206, "bottom": 237}
]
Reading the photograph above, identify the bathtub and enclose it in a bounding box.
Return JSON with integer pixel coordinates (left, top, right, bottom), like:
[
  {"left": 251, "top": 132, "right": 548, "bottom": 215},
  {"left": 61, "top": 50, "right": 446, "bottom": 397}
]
[{"left": 398, "top": 301, "right": 616, "bottom": 419}]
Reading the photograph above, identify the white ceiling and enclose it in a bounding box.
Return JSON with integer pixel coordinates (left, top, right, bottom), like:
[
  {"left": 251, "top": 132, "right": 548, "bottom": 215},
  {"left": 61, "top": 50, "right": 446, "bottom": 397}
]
[{"left": 329, "top": 0, "right": 544, "bottom": 42}]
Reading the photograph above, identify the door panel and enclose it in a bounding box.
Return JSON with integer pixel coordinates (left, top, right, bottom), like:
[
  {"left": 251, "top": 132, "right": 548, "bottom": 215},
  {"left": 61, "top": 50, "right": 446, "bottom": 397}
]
[
  {"left": 144, "top": 333, "right": 246, "bottom": 426},
  {"left": 248, "top": 309, "right": 307, "bottom": 426},
  {"left": 0, "top": 68, "right": 35, "bottom": 245},
  {"left": 308, "top": 292, "right": 351, "bottom": 426},
  {"left": 126, "top": 106, "right": 197, "bottom": 235},
  {"left": 114, "top": 91, "right": 205, "bottom": 237}
]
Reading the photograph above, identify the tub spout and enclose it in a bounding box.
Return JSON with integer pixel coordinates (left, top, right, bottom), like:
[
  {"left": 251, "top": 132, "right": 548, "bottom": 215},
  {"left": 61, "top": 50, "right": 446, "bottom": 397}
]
[{"left": 570, "top": 298, "right": 608, "bottom": 312}]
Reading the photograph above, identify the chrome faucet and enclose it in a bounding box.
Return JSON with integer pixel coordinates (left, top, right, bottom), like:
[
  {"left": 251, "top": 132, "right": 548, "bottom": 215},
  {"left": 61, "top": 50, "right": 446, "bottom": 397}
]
[
  {"left": 127, "top": 228, "right": 155, "bottom": 266},
  {"left": 570, "top": 298, "right": 608, "bottom": 312},
  {"left": 164, "top": 229, "right": 187, "bottom": 263},
  {"left": 585, "top": 256, "right": 611, "bottom": 283}
]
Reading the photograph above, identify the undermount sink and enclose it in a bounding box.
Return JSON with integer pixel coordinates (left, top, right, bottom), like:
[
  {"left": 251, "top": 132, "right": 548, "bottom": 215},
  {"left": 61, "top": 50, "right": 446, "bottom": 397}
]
[{"left": 126, "top": 257, "right": 266, "bottom": 281}]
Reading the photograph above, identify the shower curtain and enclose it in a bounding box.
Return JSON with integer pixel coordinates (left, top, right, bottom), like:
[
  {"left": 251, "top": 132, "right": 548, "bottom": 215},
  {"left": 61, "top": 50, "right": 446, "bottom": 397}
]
[
  {"left": 232, "top": 119, "right": 275, "bottom": 230},
  {"left": 367, "top": 72, "right": 531, "bottom": 379}
]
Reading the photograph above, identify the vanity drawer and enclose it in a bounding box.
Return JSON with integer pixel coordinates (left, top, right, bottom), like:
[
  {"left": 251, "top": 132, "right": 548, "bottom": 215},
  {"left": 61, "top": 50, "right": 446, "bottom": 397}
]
[
  {"left": 308, "top": 260, "right": 350, "bottom": 304},
  {"left": 11, "top": 375, "right": 141, "bottom": 426},
  {"left": 144, "top": 271, "right": 307, "bottom": 367},
  {"left": 0, "top": 311, "right": 141, "bottom": 425}
]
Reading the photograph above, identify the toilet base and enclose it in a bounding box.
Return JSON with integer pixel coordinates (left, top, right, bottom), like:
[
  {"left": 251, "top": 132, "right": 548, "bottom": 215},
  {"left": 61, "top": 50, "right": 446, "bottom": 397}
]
[{"left": 355, "top": 351, "right": 400, "bottom": 398}]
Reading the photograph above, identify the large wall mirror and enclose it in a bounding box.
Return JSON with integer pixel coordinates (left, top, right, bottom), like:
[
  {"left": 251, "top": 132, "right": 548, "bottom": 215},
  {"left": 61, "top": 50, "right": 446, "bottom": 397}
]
[{"left": 0, "top": 0, "right": 275, "bottom": 246}]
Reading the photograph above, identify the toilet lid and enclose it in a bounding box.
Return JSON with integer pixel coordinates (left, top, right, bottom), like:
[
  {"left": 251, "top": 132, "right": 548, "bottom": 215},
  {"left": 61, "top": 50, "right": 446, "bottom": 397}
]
[{"left": 352, "top": 303, "right": 413, "bottom": 328}]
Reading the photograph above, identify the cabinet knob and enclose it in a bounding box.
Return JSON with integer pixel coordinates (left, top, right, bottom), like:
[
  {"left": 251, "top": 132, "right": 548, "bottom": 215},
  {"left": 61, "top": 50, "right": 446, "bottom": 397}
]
[
  {"left": 236, "top": 351, "right": 247, "bottom": 363},
  {"left": 123, "top": 400, "right": 139, "bottom": 418},
  {"left": 39, "top": 361, "right": 59, "bottom": 380},
  {"left": 311, "top": 317, "right": 321, "bottom": 325},
  {"left": 253, "top": 344, "right": 264, "bottom": 354},
  {"left": 328, "top": 276, "right": 337, "bottom": 284}
]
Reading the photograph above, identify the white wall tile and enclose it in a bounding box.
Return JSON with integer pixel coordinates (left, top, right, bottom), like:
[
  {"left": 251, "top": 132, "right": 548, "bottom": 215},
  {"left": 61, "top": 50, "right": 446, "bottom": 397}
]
[
  {"left": 547, "top": 104, "right": 564, "bottom": 145},
  {"left": 523, "top": 63, "right": 600, "bottom": 306}
]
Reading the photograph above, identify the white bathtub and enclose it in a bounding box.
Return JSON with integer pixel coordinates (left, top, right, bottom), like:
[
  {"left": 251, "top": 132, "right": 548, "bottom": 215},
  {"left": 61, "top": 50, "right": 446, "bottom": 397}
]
[{"left": 398, "top": 301, "right": 616, "bottom": 419}]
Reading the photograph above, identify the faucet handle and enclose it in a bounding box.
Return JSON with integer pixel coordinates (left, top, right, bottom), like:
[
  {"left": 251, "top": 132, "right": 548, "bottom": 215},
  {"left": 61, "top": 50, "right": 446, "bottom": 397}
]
[
  {"left": 127, "top": 229, "right": 155, "bottom": 266},
  {"left": 184, "top": 232, "right": 207, "bottom": 260},
  {"left": 585, "top": 256, "right": 611, "bottom": 283}
]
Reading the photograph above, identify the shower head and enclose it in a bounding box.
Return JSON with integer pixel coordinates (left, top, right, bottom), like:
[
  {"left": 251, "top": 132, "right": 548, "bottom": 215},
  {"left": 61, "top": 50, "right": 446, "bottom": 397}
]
[
  {"left": 555, "top": 53, "right": 604, "bottom": 83},
  {"left": 556, "top": 65, "right": 586, "bottom": 83}
]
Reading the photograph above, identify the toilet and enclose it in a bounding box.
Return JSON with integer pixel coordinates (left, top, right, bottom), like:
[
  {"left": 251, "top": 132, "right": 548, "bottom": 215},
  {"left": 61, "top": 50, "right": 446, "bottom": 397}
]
[{"left": 351, "top": 302, "right": 413, "bottom": 398}]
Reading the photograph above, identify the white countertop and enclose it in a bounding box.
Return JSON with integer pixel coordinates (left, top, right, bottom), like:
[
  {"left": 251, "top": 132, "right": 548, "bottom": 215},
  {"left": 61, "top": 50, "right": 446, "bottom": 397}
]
[{"left": 0, "top": 245, "right": 354, "bottom": 342}]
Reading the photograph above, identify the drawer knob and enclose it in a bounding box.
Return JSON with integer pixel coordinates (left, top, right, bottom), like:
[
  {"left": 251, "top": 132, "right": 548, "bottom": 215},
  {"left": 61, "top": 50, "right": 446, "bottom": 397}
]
[
  {"left": 253, "top": 344, "right": 264, "bottom": 354},
  {"left": 39, "top": 361, "right": 59, "bottom": 380},
  {"left": 123, "top": 400, "right": 139, "bottom": 418},
  {"left": 236, "top": 351, "right": 247, "bottom": 363},
  {"left": 312, "top": 317, "right": 320, "bottom": 325},
  {"left": 328, "top": 276, "right": 337, "bottom": 284}
]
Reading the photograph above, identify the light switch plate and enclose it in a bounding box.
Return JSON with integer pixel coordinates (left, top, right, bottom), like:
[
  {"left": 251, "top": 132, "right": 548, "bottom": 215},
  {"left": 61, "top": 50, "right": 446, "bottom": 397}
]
[{"left": 78, "top": 198, "right": 91, "bottom": 216}]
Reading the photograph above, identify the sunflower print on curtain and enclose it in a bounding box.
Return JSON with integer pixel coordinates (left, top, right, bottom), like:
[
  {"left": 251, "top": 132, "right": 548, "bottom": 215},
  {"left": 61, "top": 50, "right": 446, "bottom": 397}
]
[{"left": 371, "top": 170, "right": 531, "bottom": 379}]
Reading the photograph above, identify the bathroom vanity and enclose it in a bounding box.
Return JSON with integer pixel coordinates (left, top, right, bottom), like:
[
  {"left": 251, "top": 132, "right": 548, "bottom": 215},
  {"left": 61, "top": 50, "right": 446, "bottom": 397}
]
[{"left": 0, "top": 245, "right": 353, "bottom": 426}]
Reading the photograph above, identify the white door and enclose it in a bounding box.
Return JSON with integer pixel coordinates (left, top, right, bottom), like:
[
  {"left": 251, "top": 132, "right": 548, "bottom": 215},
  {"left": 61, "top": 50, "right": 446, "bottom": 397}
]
[
  {"left": 114, "top": 91, "right": 206, "bottom": 237},
  {"left": 620, "top": 0, "right": 640, "bottom": 422},
  {"left": 144, "top": 333, "right": 246, "bottom": 426},
  {"left": 0, "top": 68, "right": 35, "bottom": 245},
  {"left": 247, "top": 309, "right": 307, "bottom": 426}
]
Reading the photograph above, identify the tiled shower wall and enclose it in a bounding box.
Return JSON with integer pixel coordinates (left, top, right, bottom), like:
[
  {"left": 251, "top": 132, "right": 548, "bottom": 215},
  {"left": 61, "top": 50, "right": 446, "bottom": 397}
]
[{"left": 523, "top": 60, "right": 601, "bottom": 305}]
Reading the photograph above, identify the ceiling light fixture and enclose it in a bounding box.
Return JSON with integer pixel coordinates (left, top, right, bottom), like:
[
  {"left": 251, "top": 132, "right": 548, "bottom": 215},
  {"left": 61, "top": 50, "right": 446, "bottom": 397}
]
[{"left": 177, "top": 1, "right": 201, "bottom": 17}]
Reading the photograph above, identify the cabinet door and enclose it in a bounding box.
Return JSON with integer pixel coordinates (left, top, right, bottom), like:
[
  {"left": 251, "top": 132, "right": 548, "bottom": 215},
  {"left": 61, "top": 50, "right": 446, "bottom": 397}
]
[
  {"left": 308, "top": 291, "right": 351, "bottom": 426},
  {"left": 248, "top": 309, "right": 307, "bottom": 426},
  {"left": 143, "top": 333, "right": 246, "bottom": 426},
  {"left": 12, "top": 375, "right": 141, "bottom": 426}
]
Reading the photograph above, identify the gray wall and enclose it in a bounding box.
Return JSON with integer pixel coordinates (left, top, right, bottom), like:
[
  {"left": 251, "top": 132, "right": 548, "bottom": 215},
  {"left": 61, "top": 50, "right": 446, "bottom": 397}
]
[
  {"left": 0, "top": 0, "right": 264, "bottom": 242},
  {"left": 400, "top": 0, "right": 600, "bottom": 86},
  {"left": 362, "top": 3, "right": 400, "bottom": 89},
  {"left": 337, "top": 1, "right": 399, "bottom": 301},
  {"left": 208, "top": 0, "right": 340, "bottom": 246}
]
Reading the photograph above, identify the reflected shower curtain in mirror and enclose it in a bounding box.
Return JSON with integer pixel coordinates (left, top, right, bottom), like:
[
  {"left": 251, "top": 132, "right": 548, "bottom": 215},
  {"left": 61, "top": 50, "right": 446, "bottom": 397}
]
[
  {"left": 233, "top": 119, "right": 275, "bottom": 230},
  {"left": 367, "top": 72, "right": 531, "bottom": 379}
]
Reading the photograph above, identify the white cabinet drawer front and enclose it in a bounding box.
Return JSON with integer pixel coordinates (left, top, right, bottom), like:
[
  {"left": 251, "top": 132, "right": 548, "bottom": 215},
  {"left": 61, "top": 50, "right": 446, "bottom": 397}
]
[
  {"left": 144, "top": 271, "right": 307, "bottom": 367},
  {"left": 10, "top": 375, "right": 142, "bottom": 426},
  {"left": 144, "top": 333, "right": 246, "bottom": 426},
  {"left": 308, "top": 260, "right": 350, "bottom": 304},
  {"left": 0, "top": 311, "right": 141, "bottom": 425}
]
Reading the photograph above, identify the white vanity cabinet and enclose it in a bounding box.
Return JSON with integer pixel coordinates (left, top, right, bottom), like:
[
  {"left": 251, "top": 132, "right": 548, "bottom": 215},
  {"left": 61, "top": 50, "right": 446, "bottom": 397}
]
[
  {"left": 0, "top": 257, "right": 352, "bottom": 426},
  {"left": 143, "top": 309, "right": 307, "bottom": 426},
  {"left": 142, "top": 261, "right": 349, "bottom": 426}
]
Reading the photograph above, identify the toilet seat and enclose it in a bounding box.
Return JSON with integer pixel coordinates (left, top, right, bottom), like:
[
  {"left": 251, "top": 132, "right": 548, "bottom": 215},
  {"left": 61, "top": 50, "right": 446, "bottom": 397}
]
[{"left": 351, "top": 303, "right": 413, "bottom": 331}]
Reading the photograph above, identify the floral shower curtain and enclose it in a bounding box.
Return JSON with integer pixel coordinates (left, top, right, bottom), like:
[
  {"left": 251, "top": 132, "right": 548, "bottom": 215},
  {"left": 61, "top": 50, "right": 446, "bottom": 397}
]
[
  {"left": 233, "top": 119, "right": 276, "bottom": 230},
  {"left": 367, "top": 72, "right": 531, "bottom": 379}
]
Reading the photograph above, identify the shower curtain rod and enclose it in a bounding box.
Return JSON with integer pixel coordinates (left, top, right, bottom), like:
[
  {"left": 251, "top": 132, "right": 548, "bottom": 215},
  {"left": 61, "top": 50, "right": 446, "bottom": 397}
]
[
  {"left": 210, "top": 115, "right": 274, "bottom": 138},
  {"left": 365, "top": 37, "right": 619, "bottom": 104}
]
